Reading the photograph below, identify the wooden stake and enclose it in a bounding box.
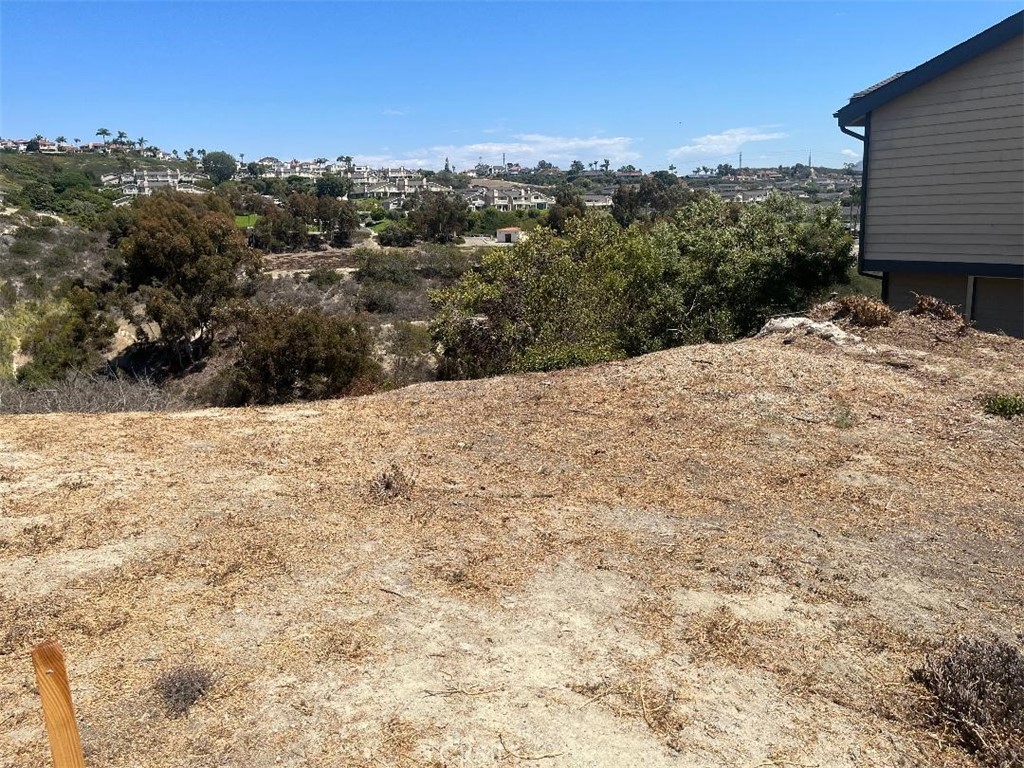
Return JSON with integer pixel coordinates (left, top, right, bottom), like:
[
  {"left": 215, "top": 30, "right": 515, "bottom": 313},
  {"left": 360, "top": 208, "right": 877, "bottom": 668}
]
[{"left": 31, "top": 641, "right": 86, "bottom": 768}]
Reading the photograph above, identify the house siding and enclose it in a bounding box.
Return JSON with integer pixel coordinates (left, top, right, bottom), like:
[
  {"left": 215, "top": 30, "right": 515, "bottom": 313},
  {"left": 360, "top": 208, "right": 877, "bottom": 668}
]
[
  {"left": 887, "top": 272, "right": 968, "bottom": 313},
  {"left": 863, "top": 37, "right": 1024, "bottom": 273},
  {"left": 973, "top": 277, "right": 1024, "bottom": 336}
]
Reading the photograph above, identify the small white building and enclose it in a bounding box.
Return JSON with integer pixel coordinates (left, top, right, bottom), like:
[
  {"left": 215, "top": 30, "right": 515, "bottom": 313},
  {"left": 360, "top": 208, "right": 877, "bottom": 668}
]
[{"left": 496, "top": 227, "right": 523, "bottom": 244}]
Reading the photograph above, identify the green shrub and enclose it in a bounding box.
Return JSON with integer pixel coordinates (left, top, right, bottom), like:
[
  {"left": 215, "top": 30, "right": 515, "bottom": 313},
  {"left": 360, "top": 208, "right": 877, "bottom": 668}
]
[
  {"left": 16, "top": 287, "right": 117, "bottom": 386},
  {"left": 417, "top": 245, "right": 473, "bottom": 281},
  {"left": 377, "top": 221, "right": 417, "bottom": 247},
  {"left": 307, "top": 266, "right": 344, "bottom": 289},
  {"left": 431, "top": 195, "right": 854, "bottom": 380},
  {"left": 205, "top": 303, "right": 381, "bottom": 406},
  {"left": 356, "top": 249, "right": 420, "bottom": 287},
  {"left": 0, "top": 328, "right": 14, "bottom": 381},
  {"left": 387, "top": 321, "right": 436, "bottom": 387},
  {"left": 982, "top": 394, "right": 1024, "bottom": 419}
]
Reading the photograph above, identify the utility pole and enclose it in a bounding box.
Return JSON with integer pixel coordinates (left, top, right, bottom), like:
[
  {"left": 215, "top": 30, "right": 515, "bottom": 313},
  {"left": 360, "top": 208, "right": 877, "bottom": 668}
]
[{"left": 739, "top": 151, "right": 742, "bottom": 170}]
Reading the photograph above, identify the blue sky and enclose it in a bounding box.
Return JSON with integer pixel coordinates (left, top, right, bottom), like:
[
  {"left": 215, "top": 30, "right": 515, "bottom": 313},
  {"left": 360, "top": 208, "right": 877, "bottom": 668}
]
[{"left": 1, "top": 1, "right": 1019, "bottom": 171}]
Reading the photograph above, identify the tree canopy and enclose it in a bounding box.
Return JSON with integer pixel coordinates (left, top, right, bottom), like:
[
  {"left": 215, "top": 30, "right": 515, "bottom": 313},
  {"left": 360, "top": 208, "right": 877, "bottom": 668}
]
[
  {"left": 120, "top": 192, "right": 259, "bottom": 359},
  {"left": 201, "top": 151, "right": 238, "bottom": 185},
  {"left": 409, "top": 192, "right": 470, "bottom": 243}
]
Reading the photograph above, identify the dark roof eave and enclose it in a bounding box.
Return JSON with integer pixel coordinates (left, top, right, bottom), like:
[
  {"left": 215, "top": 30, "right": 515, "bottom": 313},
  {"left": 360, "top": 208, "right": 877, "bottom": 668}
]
[{"left": 835, "top": 10, "right": 1023, "bottom": 127}]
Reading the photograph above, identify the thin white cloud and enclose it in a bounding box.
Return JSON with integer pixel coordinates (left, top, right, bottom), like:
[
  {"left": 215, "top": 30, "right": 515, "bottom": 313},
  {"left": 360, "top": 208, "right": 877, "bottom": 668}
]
[
  {"left": 382, "top": 108, "right": 408, "bottom": 117},
  {"left": 355, "top": 132, "right": 640, "bottom": 170},
  {"left": 840, "top": 148, "right": 859, "bottom": 158},
  {"left": 667, "top": 126, "right": 788, "bottom": 161}
]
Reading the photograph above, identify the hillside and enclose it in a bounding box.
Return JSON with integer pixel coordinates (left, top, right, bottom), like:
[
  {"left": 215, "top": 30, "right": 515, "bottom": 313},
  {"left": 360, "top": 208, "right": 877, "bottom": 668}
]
[{"left": 2, "top": 313, "right": 1022, "bottom": 767}]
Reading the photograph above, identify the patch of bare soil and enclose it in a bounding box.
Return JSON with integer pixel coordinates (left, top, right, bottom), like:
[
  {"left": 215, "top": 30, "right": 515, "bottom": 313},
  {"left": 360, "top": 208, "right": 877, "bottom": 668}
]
[
  {"left": 261, "top": 245, "right": 366, "bottom": 274},
  {"left": 1, "top": 316, "right": 1022, "bottom": 767}
]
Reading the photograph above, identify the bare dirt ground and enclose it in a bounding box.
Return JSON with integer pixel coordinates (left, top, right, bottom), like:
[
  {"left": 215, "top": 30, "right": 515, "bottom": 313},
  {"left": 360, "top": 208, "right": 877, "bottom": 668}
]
[
  {"left": 261, "top": 246, "right": 364, "bottom": 276},
  {"left": 1, "top": 313, "right": 1022, "bottom": 767}
]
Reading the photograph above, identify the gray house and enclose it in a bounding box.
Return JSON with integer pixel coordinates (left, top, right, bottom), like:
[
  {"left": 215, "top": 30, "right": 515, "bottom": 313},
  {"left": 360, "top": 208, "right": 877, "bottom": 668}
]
[{"left": 835, "top": 12, "right": 1023, "bottom": 337}]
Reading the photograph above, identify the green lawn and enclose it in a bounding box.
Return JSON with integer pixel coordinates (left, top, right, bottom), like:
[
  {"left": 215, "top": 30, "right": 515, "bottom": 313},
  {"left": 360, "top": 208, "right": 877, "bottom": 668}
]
[{"left": 234, "top": 213, "right": 258, "bottom": 228}]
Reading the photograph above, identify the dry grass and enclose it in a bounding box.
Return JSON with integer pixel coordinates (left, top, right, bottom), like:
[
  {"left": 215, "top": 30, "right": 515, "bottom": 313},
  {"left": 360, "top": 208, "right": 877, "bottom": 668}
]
[
  {"left": 0, "top": 313, "right": 1021, "bottom": 766},
  {"left": 913, "top": 293, "right": 964, "bottom": 322},
  {"left": 0, "top": 374, "right": 186, "bottom": 414},
  {"left": 832, "top": 294, "right": 897, "bottom": 327},
  {"left": 681, "top": 606, "right": 764, "bottom": 667},
  {"left": 571, "top": 674, "right": 688, "bottom": 751}
]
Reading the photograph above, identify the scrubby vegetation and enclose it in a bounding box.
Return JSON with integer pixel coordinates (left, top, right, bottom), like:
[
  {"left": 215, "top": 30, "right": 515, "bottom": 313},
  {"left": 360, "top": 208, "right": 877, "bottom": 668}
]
[
  {"left": 369, "top": 462, "right": 416, "bottom": 502},
  {"left": 431, "top": 194, "right": 853, "bottom": 378},
  {"left": 0, "top": 151, "right": 166, "bottom": 228},
  {"left": 2, "top": 154, "right": 869, "bottom": 411},
  {"left": 15, "top": 286, "right": 117, "bottom": 385},
  {"left": 913, "top": 293, "right": 963, "bottom": 322},
  {"left": 204, "top": 303, "right": 379, "bottom": 406},
  {"left": 0, "top": 374, "right": 182, "bottom": 415},
  {"left": 155, "top": 665, "right": 214, "bottom": 717},
  {"left": 913, "top": 635, "right": 1024, "bottom": 767},
  {"left": 831, "top": 294, "right": 895, "bottom": 327},
  {"left": 982, "top": 393, "right": 1024, "bottom": 420}
]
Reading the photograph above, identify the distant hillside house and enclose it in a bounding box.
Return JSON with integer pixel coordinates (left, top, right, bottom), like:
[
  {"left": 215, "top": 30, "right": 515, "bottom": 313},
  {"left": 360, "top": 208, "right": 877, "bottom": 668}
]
[
  {"left": 835, "top": 11, "right": 1023, "bottom": 337},
  {"left": 481, "top": 186, "right": 555, "bottom": 211}
]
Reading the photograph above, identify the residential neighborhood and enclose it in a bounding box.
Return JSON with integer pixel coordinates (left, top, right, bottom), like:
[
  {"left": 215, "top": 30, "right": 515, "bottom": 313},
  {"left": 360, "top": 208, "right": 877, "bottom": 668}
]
[{"left": 0, "top": 131, "right": 863, "bottom": 233}]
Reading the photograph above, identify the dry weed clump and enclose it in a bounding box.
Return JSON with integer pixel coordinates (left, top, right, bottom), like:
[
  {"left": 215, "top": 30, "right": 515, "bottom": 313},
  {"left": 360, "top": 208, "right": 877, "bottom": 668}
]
[
  {"left": 155, "top": 664, "right": 214, "bottom": 717},
  {"left": 0, "top": 374, "right": 186, "bottom": 414},
  {"left": 369, "top": 462, "right": 416, "bottom": 502},
  {"left": 682, "top": 606, "right": 759, "bottom": 666},
  {"left": 912, "top": 635, "right": 1024, "bottom": 767},
  {"left": 571, "top": 676, "right": 687, "bottom": 750},
  {"left": 912, "top": 293, "right": 963, "bottom": 322},
  {"left": 832, "top": 295, "right": 896, "bottom": 327}
]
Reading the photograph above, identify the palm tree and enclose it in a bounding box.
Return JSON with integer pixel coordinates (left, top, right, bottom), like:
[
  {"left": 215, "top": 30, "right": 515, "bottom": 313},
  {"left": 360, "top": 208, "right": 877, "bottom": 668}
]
[
  {"left": 73, "top": 137, "right": 81, "bottom": 148},
  {"left": 136, "top": 137, "right": 146, "bottom": 152},
  {"left": 96, "top": 128, "right": 111, "bottom": 144},
  {"left": 55, "top": 136, "right": 67, "bottom": 149},
  {"left": 115, "top": 130, "right": 128, "bottom": 146}
]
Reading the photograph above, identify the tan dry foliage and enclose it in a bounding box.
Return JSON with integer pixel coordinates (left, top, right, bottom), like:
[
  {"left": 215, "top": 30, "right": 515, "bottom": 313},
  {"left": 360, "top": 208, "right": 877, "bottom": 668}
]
[{"left": 1, "top": 314, "right": 1022, "bottom": 767}]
